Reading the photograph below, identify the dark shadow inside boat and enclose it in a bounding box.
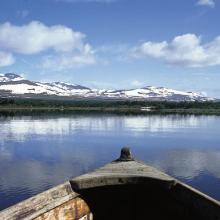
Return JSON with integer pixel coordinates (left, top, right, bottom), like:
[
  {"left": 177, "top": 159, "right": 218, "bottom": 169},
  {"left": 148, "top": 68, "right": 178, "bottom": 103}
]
[{"left": 73, "top": 182, "right": 203, "bottom": 220}]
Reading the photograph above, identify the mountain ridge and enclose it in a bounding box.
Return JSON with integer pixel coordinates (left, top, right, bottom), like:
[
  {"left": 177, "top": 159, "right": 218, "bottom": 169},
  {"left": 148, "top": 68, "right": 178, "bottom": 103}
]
[{"left": 0, "top": 73, "right": 215, "bottom": 102}]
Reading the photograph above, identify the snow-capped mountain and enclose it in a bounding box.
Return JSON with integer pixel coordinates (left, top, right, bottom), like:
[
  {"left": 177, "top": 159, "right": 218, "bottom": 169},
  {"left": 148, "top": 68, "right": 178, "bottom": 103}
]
[
  {"left": 0, "top": 73, "right": 92, "bottom": 97},
  {"left": 0, "top": 73, "right": 24, "bottom": 82},
  {"left": 0, "top": 73, "right": 214, "bottom": 101},
  {"left": 99, "top": 86, "right": 211, "bottom": 101}
]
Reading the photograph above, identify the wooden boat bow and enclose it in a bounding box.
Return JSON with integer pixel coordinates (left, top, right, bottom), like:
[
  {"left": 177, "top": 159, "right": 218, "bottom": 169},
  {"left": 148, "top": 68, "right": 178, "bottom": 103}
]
[
  {"left": 71, "top": 147, "right": 175, "bottom": 191},
  {"left": 0, "top": 147, "right": 220, "bottom": 220}
]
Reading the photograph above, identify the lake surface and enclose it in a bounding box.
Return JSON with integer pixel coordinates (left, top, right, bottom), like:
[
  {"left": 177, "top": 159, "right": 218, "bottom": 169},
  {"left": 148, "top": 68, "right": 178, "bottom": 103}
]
[{"left": 0, "top": 112, "right": 220, "bottom": 210}]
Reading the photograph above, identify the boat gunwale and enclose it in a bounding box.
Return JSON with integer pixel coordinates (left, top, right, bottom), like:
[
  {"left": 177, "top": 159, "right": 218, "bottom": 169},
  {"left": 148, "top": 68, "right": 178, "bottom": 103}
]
[{"left": 0, "top": 181, "right": 79, "bottom": 220}]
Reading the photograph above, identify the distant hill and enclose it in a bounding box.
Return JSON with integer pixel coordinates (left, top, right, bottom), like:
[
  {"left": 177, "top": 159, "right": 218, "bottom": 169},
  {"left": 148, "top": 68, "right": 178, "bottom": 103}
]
[{"left": 0, "top": 73, "right": 215, "bottom": 102}]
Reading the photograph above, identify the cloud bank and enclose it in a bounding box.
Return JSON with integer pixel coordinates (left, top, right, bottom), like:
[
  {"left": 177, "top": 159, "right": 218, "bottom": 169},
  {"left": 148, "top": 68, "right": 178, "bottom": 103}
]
[
  {"left": 0, "top": 21, "right": 95, "bottom": 69},
  {"left": 133, "top": 33, "right": 220, "bottom": 67},
  {"left": 197, "top": 0, "right": 215, "bottom": 7}
]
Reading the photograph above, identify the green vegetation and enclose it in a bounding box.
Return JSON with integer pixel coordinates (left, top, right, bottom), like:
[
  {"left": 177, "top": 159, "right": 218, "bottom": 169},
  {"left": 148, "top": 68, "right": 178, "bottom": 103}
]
[{"left": 0, "top": 98, "right": 220, "bottom": 115}]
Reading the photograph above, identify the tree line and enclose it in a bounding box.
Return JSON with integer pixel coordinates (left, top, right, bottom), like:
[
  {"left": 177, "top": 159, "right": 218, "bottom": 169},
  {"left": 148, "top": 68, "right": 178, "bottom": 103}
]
[{"left": 0, "top": 98, "right": 220, "bottom": 109}]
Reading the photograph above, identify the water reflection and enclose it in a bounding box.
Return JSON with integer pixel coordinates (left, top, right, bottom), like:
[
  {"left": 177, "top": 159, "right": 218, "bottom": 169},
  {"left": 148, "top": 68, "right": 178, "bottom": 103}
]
[
  {"left": 0, "top": 113, "right": 220, "bottom": 209},
  {"left": 0, "top": 114, "right": 213, "bottom": 141},
  {"left": 152, "top": 149, "right": 220, "bottom": 179}
]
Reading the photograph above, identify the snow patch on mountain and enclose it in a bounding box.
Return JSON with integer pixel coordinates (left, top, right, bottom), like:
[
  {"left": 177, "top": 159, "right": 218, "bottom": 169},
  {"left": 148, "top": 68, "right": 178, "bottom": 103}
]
[
  {"left": 0, "top": 73, "right": 215, "bottom": 101},
  {"left": 0, "top": 73, "right": 24, "bottom": 82}
]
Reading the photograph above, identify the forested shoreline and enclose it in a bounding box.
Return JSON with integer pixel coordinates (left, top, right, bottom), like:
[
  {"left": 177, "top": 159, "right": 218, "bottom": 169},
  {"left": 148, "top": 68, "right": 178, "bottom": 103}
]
[{"left": 0, "top": 98, "right": 220, "bottom": 115}]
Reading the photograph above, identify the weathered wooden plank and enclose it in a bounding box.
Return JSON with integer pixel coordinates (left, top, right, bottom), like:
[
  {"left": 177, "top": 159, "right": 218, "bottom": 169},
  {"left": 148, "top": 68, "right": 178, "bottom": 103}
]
[
  {"left": 0, "top": 182, "right": 78, "bottom": 220},
  {"left": 34, "top": 197, "right": 92, "bottom": 220}
]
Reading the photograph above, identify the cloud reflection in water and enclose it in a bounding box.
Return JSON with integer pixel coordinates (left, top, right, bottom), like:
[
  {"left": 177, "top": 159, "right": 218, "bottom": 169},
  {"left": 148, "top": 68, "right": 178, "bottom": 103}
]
[{"left": 0, "top": 114, "right": 220, "bottom": 209}]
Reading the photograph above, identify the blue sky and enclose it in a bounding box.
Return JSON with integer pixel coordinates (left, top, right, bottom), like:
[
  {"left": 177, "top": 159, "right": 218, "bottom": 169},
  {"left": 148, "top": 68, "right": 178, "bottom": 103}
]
[{"left": 0, "top": 0, "right": 220, "bottom": 97}]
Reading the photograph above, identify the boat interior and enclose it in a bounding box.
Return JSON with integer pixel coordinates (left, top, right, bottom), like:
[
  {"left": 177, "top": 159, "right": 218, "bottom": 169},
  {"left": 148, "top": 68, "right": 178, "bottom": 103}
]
[{"left": 74, "top": 181, "right": 206, "bottom": 220}]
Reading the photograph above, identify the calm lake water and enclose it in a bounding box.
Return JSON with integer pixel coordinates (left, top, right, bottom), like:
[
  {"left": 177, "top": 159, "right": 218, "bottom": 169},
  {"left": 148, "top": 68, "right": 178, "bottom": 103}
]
[{"left": 0, "top": 112, "right": 220, "bottom": 210}]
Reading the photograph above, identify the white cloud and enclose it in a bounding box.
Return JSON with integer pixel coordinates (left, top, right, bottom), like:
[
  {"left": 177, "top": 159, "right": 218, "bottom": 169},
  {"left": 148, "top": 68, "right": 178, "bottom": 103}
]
[
  {"left": 197, "top": 0, "right": 215, "bottom": 7},
  {"left": 0, "top": 51, "right": 15, "bottom": 67},
  {"left": 0, "top": 21, "right": 95, "bottom": 69},
  {"left": 133, "top": 33, "right": 220, "bottom": 67},
  {"left": 0, "top": 21, "right": 86, "bottom": 54},
  {"left": 42, "top": 44, "right": 96, "bottom": 71}
]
